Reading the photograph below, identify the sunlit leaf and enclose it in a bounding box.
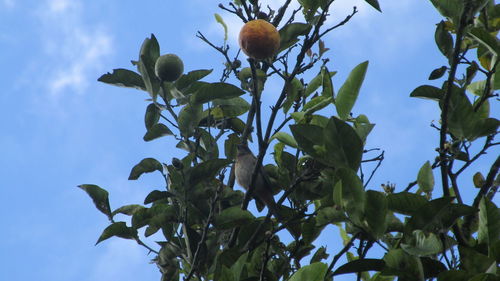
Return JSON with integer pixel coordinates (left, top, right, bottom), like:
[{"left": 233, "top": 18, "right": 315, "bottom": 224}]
[
  {"left": 417, "top": 161, "right": 434, "bottom": 193},
  {"left": 478, "top": 198, "right": 500, "bottom": 253},
  {"left": 271, "top": 132, "right": 298, "bottom": 148},
  {"left": 214, "top": 13, "right": 228, "bottom": 42},
  {"left": 401, "top": 230, "right": 443, "bottom": 256},
  {"left": 335, "top": 61, "right": 369, "bottom": 120},
  {"left": 469, "top": 27, "right": 500, "bottom": 56},
  {"left": 289, "top": 262, "right": 327, "bottom": 281}
]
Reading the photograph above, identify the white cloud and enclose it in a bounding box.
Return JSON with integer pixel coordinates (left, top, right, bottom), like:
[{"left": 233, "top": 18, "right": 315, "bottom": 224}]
[{"left": 36, "top": 0, "right": 113, "bottom": 97}]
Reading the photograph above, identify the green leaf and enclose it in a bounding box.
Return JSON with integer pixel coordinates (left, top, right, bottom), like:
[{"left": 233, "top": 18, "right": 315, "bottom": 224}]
[
  {"left": 144, "top": 190, "right": 172, "bottom": 204},
  {"left": 128, "top": 158, "right": 163, "bottom": 180},
  {"left": 283, "top": 77, "right": 303, "bottom": 114},
  {"left": 302, "top": 217, "right": 323, "bottom": 244},
  {"left": 437, "top": 270, "right": 473, "bottom": 281},
  {"left": 417, "top": 161, "right": 434, "bottom": 193},
  {"left": 323, "top": 117, "right": 363, "bottom": 170},
  {"left": 175, "top": 69, "right": 213, "bottom": 91},
  {"left": 96, "top": 222, "right": 137, "bottom": 245},
  {"left": 278, "top": 23, "right": 312, "bottom": 53},
  {"left": 224, "top": 133, "right": 240, "bottom": 160},
  {"left": 210, "top": 97, "right": 250, "bottom": 119},
  {"left": 137, "top": 34, "right": 161, "bottom": 98},
  {"left": 271, "top": 132, "right": 298, "bottom": 148},
  {"left": 365, "top": 190, "right": 388, "bottom": 239},
  {"left": 131, "top": 207, "right": 151, "bottom": 229},
  {"left": 214, "top": 13, "right": 228, "bottom": 42},
  {"left": 188, "top": 158, "right": 232, "bottom": 186},
  {"left": 290, "top": 124, "right": 325, "bottom": 158},
  {"left": 387, "top": 192, "right": 428, "bottom": 215},
  {"left": 468, "top": 273, "right": 500, "bottom": 281},
  {"left": 335, "top": 61, "right": 369, "bottom": 120},
  {"left": 143, "top": 123, "right": 173, "bottom": 142},
  {"left": 144, "top": 103, "right": 160, "bottom": 130},
  {"left": 311, "top": 247, "right": 329, "bottom": 263},
  {"left": 289, "top": 262, "right": 328, "bottom": 281},
  {"left": 333, "top": 259, "right": 385, "bottom": 276},
  {"left": 421, "top": 257, "right": 447, "bottom": 279},
  {"left": 111, "top": 204, "right": 145, "bottom": 217},
  {"left": 459, "top": 246, "right": 497, "bottom": 274},
  {"left": 429, "top": 0, "right": 464, "bottom": 22},
  {"left": 78, "top": 184, "right": 112, "bottom": 219},
  {"left": 467, "top": 80, "right": 487, "bottom": 96},
  {"left": 407, "top": 197, "right": 457, "bottom": 232},
  {"left": 305, "top": 71, "right": 323, "bottom": 97},
  {"left": 303, "top": 96, "right": 333, "bottom": 115},
  {"left": 435, "top": 21, "right": 454, "bottom": 59},
  {"left": 405, "top": 197, "right": 474, "bottom": 233},
  {"left": 401, "top": 230, "right": 443, "bottom": 256},
  {"left": 410, "top": 85, "right": 443, "bottom": 101},
  {"left": 316, "top": 206, "right": 347, "bottom": 226},
  {"left": 191, "top": 82, "right": 245, "bottom": 104},
  {"left": 98, "top": 69, "right": 146, "bottom": 90},
  {"left": 429, "top": 66, "right": 447, "bottom": 80},
  {"left": 469, "top": 27, "right": 500, "bottom": 56},
  {"left": 354, "top": 114, "right": 375, "bottom": 143},
  {"left": 383, "top": 249, "right": 424, "bottom": 280},
  {"left": 178, "top": 103, "right": 203, "bottom": 137},
  {"left": 336, "top": 168, "right": 366, "bottom": 224},
  {"left": 321, "top": 66, "right": 334, "bottom": 97},
  {"left": 364, "top": 0, "right": 382, "bottom": 12},
  {"left": 214, "top": 206, "right": 255, "bottom": 230},
  {"left": 478, "top": 198, "right": 500, "bottom": 253}
]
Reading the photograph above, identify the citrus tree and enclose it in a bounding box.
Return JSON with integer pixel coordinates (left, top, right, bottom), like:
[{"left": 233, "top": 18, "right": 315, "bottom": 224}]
[{"left": 80, "top": 0, "right": 500, "bottom": 280}]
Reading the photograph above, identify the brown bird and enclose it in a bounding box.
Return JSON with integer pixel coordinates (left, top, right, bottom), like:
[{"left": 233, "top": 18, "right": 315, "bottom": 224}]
[{"left": 235, "top": 143, "right": 281, "bottom": 219}]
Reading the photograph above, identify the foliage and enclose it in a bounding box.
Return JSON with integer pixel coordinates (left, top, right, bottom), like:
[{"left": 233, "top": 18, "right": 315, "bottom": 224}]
[{"left": 81, "top": 0, "right": 500, "bottom": 280}]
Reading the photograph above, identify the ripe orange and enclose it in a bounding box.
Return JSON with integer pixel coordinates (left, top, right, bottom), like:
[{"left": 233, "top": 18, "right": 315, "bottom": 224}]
[
  {"left": 239, "top": 19, "right": 280, "bottom": 60},
  {"left": 154, "top": 54, "right": 184, "bottom": 82}
]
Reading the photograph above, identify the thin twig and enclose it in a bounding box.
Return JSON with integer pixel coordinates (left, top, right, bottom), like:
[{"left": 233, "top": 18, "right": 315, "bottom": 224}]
[
  {"left": 135, "top": 238, "right": 159, "bottom": 255},
  {"left": 185, "top": 174, "right": 224, "bottom": 281},
  {"left": 259, "top": 235, "right": 273, "bottom": 281},
  {"left": 364, "top": 151, "right": 384, "bottom": 189},
  {"left": 325, "top": 233, "right": 360, "bottom": 279}
]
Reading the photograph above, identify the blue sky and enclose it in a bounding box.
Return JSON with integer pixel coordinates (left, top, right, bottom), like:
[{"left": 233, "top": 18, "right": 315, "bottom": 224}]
[{"left": 1, "top": 0, "right": 498, "bottom": 280}]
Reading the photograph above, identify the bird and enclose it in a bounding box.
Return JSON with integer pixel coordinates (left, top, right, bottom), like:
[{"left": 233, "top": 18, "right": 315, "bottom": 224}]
[{"left": 234, "top": 143, "right": 281, "bottom": 219}]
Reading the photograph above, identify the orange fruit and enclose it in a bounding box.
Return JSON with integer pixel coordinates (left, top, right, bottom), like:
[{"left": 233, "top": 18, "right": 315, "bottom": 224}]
[
  {"left": 239, "top": 19, "right": 280, "bottom": 60},
  {"left": 154, "top": 54, "right": 184, "bottom": 82}
]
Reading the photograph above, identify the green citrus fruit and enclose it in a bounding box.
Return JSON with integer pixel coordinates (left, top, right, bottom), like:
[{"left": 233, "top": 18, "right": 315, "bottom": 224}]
[
  {"left": 154, "top": 54, "right": 184, "bottom": 82},
  {"left": 239, "top": 19, "right": 280, "bottom": 60}
]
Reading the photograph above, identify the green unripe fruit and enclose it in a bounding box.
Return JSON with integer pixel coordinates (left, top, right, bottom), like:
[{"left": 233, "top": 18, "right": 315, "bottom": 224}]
[{"left": 154, "top": 54, "right": 184, "bottom": 82}]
